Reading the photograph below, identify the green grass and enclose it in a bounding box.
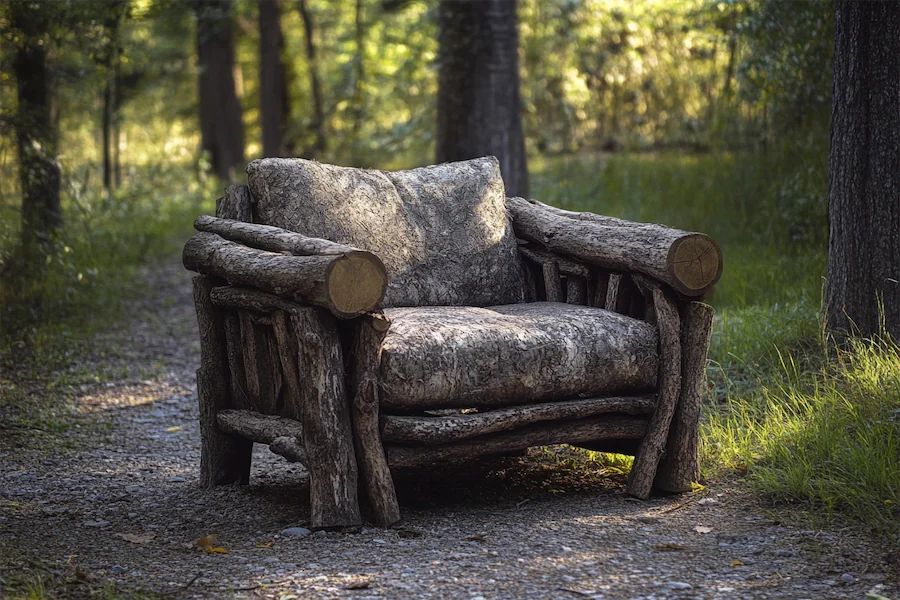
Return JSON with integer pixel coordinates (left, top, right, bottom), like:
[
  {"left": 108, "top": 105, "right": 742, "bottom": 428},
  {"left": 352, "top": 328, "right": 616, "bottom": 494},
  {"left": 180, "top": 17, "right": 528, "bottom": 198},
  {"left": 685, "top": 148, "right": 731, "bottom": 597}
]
[{"left": 534, "top": 151, "right": 899, "bottom": 545}]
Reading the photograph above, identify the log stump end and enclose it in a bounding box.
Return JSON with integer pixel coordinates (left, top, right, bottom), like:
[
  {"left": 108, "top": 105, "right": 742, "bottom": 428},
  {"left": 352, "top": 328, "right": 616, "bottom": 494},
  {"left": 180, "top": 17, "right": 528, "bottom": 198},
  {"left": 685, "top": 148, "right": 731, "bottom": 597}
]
[
  {"left": 668, "top": 234, "right": 722, "bottom": 296},
  {"left": 326, "top": 251, "right": 388, "bottom": 318}
]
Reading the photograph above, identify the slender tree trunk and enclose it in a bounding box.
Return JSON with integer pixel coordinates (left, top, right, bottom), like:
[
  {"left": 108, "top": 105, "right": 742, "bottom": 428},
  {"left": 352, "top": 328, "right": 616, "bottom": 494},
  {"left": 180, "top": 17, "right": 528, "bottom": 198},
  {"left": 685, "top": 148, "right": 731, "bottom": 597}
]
[
  {"left": 350, "top": 0, "right": 366, "bottom": 163},
  {"left": 11, "top": 2, "right": 60, "bottom": 255},
  {"left": 436, "top": 0, "right": 528, "bottom": 197},
  {"left": 297, "top": 0, "right": 326, "bottom": 156},
  {"left": 825, "top": 1, "right": 900, "bottom": 339},
  {"left": 259, "top": 0, "right": 290, "bottom": 158},
  {"left": 194, "top": 0, "right": 245, "bottom": 181}
]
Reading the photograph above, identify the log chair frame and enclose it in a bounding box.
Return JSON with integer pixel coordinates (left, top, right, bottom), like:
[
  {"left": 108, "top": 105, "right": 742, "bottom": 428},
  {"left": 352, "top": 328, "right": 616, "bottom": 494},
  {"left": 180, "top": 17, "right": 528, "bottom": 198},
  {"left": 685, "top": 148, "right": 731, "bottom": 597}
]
[{"left": 186, "top": 184, "right": 718, "bottom": 529}]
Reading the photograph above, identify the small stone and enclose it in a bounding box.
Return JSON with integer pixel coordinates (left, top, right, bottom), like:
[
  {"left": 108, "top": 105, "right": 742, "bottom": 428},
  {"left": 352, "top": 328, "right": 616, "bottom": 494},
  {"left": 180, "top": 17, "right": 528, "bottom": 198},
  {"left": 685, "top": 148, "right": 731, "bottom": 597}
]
[
  {"left": 127, "top": 513, "right": 138, "bottom": 518},
  {"left": 110, "top": 565, "right": 127, "bottom": 575},
  {"left": 775, "top": 549, "right": 794, "bottom": 557},
  {"left": 840, "top": 573, "right": 854, "bottom": 583},
  {"left": 281, "top": 527, "right": 311, "bottom": 537},
  {"left": 667, "top": 582, "right": 693, "bottom": 590},
  {"left": 83, "top": 520, "right": 109, "bottom": 528},
  {"left": 371, "top": 538, "right": 387, "bottom": 544},
  {"left": 165, "top": 476, "right": 186, "bottom": 483}
]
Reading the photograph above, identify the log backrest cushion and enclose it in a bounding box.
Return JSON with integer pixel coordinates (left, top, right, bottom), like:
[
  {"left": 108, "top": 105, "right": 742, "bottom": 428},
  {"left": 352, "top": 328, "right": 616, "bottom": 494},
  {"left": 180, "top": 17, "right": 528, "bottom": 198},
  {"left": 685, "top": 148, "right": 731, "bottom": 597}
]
[{"left": 246, "top": 156, "right": 525, "bottom": 307}]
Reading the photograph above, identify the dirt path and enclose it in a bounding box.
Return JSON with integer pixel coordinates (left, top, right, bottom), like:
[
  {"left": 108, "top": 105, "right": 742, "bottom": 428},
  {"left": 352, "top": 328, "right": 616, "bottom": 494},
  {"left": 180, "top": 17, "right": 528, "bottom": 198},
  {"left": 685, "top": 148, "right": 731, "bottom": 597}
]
[{"left": 1, "top": 260, "right": 896, "bottom": 600}]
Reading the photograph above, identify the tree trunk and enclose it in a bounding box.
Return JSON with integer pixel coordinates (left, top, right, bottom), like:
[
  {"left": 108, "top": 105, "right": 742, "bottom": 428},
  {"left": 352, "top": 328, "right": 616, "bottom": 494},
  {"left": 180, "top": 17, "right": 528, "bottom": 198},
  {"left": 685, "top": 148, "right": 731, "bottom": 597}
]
[
  {"left": 825, "top": 1, "right": 900, "bottom": 339},
  {"left": 297, "top": 0, "right": 327, "bottom": 156},
  {"left": 436, "top": 0, "right": 528, "bottom": 197},
  {"left": 11, "top": 2, "right": 61, "bottom": 255},
  {"left": 194, "top": 0, "right": 245, "bottom": 181},
  {"left": 258, "top": 0, "right": 289, "bottom": 158},
  {"left": 350, "top": 0, "right": 366, "bottom": 163}
]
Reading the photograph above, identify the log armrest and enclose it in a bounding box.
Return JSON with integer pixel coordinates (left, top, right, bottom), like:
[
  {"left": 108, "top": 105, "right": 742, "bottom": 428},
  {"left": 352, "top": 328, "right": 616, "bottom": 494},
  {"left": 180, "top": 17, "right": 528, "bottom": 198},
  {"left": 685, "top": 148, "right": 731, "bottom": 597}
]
[
  {"left": 182, "top": 216, "right": 388, "bottom": 318},
  {"left": 507, "top": 197, "right": 722, "bottom": 297}
]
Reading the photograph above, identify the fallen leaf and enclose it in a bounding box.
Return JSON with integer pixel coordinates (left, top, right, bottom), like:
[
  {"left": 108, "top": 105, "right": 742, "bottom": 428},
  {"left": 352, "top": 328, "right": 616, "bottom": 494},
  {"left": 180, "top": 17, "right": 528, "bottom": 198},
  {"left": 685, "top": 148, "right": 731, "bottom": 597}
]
[
  {"left": 344, "top": 581, "right": 371, "bottom": 590},
  {"left": 116, "top": 533, "right": 156, "bottom": 545},
  {"left": 255, "top": 540, "right": 275, "bottom": 548},
  {"left": 653, "top": 543, "right": 687, "bottom": 552},
  {"left": 731, "top": 560, "right": 744, "bottom": 566},
  {"left": 693, "top": 526, "right": 713, "bottom": 534},
  {"left": 193, "top": 535, "right": 216, "bottom": 548},
  {"left": 166, "top": 426, "right": 183, "bottom": 432},
  {"left": 206, "top": 547, "right": 229, "bottom": 554},
  {"left": 465, "top": 534, "right": 486, "bottom": 542}
]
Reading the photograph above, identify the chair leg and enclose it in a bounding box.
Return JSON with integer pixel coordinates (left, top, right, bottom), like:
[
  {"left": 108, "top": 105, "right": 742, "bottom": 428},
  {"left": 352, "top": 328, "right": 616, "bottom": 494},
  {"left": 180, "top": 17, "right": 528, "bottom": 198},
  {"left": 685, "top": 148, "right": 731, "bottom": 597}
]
[{"left": 193, "top": 276, "right": 253, "bottom": 487}]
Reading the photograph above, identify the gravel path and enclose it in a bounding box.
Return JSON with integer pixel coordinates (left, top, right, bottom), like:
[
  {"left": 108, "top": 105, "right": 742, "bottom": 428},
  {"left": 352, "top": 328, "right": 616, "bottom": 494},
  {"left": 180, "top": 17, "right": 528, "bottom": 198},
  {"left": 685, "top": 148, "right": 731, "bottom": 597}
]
[{"left": 1, "top": 260, "right": 897, "bottom": 600}]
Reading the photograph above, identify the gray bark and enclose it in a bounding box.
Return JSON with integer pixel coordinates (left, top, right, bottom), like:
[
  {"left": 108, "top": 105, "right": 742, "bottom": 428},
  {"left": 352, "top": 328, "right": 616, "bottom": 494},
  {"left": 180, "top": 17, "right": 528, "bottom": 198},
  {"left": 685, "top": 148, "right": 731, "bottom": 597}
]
[
  {"left": 216, "top": 409, "right": 308, "bottom": 464},
  {"left": 247, "top": 156, "right": 525, "bottom": 307},
  {"left": 215, "top": 184, "right": 253, "bottom": 222},
  {"left": 436, "top": 0, "right": 529, "bottom": 197},
  {"left": 182, "top": 232, "right": 386, "bottom": 318},
  {"left": 194, "top": 215, "right": 360, "bottom": 256},
  {"left": 193, "top": 276, "right": 253, "bottom": 486},
  {"left": 386, "top": 416, "right": 647, "bottom": 469},
  {"left": 381, "top": 395, "right": 655, "bottom": 445},
  {"left": 507, "top": 197, "right": 722, "bottom": 297},
  {"left": 655, "top": 301, "right": 714, "bottom": 493},
  {"left": 379, "top": 303, "right": 658, "bottom": 410},
  {"left": 825, "top": 1, "right": 900, "bottom": 339},
  {"left": 627, "top": 288, "right": 682, "bottom": 499}
]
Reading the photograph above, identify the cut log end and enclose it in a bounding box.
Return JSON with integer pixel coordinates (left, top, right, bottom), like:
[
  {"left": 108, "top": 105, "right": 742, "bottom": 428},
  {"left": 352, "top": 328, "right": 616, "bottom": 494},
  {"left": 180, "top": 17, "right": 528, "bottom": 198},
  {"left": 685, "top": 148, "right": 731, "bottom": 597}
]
[
  {"left": 667, "top": 234, "right": 722, "bottom": 296},
  {"left": 325, "top": 251, "right": 388, "bottom": 318}
]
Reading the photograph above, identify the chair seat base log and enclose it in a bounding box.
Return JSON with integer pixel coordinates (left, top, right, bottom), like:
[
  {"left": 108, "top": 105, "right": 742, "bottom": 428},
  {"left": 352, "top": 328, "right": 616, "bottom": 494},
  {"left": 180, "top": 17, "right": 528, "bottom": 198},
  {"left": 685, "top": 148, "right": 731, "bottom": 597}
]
[
  {"left": 381, "top": 395, "right": 655, "bottom": 445},
  {"left": 654, "top": 301, "right": 715, "bottom": 493},
  {"left": 626, "top": 287, "right": 683, "bottom": 499},
  {"left": 193, "top": 275, "right": 253, "bottom": 487},
  {"left": 216, "top": 410, "right": 308, "bottom": 464},
  {"left": 385, "top": 415, "right": 647, "bottom": 469}
]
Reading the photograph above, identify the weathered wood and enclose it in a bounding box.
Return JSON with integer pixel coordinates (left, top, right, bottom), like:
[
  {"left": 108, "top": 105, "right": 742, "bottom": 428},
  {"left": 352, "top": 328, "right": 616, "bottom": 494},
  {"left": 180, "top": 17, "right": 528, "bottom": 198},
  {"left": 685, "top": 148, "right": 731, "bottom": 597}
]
[
  {"left": 248, "top": 156, "right": 525, "bottom": 307},
  {"left": 381, "top": 395, "right": 655, "bottom": 445},
  {"left": 271, "top": 310, "right": 303, "bottom": 421},
  {"left": 270, "top": 436, "right": 307, "bottom": 463},
  {"left": 183, "top": 232, "right": 387, "bottom": 318},
  {"left": 380, "top": 303, "right": 659, "bottom": 410},
  {"left": 215, "top": 184, "right": 253, "bottom": 222},
  {"left": 520, "top": 246, "right": 591, "bottom": 278},
  {"left": 195, "top": 215, "right": 358, "bottom": 256},
  {"left": 349, "top": 315, "right": 401, "bottom": 527},
  {"left": 507, "top": 197, "right": 722, "bottom": 296},
  {"left": 256, "top": 324, "right": 278, "bottom": 415},
  {"left": 655, "top": 301, "right": 715, "bottom": 493},
  {"left": 626, "top": 288, "right": 682, "bottom": 499},
  {"left": 211, "top": 286, "right": 301, "bottom": 314},
  {"left": 238, "top": 311, "right": 262, "bottom": 409},
  {"left": 542, "top": 260, "right": 563, "bottom": 303},
  {"left": 606, "top": 273, "right": 625, "bottom": 313},
  {"left": 193, "top": 276, "right": 253, "bottom": 487},
  {"left": 385, "top": 415, "right": 647, "bottom": 469},
  {"left": 591, "top": 270, "right": 610, "bottom": 308},
  {"left": 224, "top": 311, "right": 250, "bottom": 409},
  {"left": 289, "top": 308, "right": 361, "bottom": 529},
  {"left": 566, "top": 276, "right": 588, "bottom": 305},
  {"left": 215, "top": 409, "right": 307, "bottom": 464}
]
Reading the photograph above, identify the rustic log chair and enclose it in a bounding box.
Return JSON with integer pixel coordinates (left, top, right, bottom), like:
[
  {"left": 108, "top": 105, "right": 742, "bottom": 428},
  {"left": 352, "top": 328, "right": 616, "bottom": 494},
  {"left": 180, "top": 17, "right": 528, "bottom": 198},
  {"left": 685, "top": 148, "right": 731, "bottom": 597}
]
[{"left": 182, "top": 156, "right": 721, "bottom": 530}]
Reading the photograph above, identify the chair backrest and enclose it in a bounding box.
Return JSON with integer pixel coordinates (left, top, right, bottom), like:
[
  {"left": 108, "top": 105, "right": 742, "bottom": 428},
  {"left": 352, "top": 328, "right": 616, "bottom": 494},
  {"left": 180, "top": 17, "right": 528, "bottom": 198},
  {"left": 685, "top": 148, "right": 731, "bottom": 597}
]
[{"left": 246, "top": 156, "right": 525, "bottom": 308}]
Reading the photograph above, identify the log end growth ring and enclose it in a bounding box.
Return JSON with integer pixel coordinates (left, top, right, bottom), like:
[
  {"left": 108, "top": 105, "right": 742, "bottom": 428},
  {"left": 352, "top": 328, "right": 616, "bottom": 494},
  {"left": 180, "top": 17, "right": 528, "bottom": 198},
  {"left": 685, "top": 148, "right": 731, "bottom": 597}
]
[
  {"left": 326, "top": 251, "right": 388, "bottom": 318},
  {"left": 667, "top": 234, "right": 722, "bottom": 295}
]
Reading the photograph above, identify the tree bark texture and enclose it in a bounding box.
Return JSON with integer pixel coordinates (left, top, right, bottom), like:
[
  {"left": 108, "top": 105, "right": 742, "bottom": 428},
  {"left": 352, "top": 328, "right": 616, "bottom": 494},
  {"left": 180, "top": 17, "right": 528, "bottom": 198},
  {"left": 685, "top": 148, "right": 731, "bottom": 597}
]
[
  {"left": 182, "top": 232, "right": 387, "bottom": 318},
  {"left": 194, "top": 0, "right": 245, "bottom": 181},
  {"left": 627, "top": 288, "right": 682, "bottom": 499},
  {"left": 11, "top": 1, "right": 61, "bottom": 252},
  {"left": 436, "top": 0, "right": 529, "bottom": 197},
  {"left": 284, "top": 308, "right": 361, "bottom": 528},
  {"left": 297, "top": 0, "right": 327, "bottom": 156},
  {"left": 508, "top": 197, "right": 722, "bottom": 297},
  {"left": 655, "top": 301, "right": 714, "bottom": 493},
  {"left": 193, "top": 276, "right": 253, "bottom": 487},
  {"left": 349, "top": 315, "right": 401, "bottom": 526},
  {"left": 381, "top": 395, "right": 655, "bottom": 445},
  {"left": 247, "top": 156, "right": 525, "bottom": 308},
  {"left": 386, "top": 416, "right": 647, "bottom": 469},
  {"left": 825, "top": 1, "right": 900, "bottom": 339},
  {"left": 195, "top": 215, "right": 359, "bottom": 256},
  {"left": 216, "top": 409, "right": 307, "bottom": 464},
  {"left": 379, "top": 303, "right": 658, "bottom": 410},
  {"left": 259, "top": 0, "right": 290, "bottom": 158},
  {"left": 215, "top": 185, "right": 253, "bottom": 222}
]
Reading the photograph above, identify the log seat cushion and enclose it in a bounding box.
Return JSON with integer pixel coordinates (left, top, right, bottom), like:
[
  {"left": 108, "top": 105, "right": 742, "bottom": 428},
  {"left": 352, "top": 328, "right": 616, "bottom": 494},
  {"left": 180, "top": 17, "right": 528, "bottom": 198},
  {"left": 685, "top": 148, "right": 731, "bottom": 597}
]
[
  {"left": 246, "top": 156, "right": 525, "bottom": 308},
  {"left": 379, "top": 302, "right": 659, "bottom": 410}
]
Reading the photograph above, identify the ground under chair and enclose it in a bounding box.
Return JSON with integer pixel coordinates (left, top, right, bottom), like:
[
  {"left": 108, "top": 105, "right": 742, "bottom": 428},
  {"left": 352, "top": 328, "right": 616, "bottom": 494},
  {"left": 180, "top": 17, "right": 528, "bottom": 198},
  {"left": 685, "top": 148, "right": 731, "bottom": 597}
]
[{"left": 182, "top": 156, "right": 722, "bottom": 529}]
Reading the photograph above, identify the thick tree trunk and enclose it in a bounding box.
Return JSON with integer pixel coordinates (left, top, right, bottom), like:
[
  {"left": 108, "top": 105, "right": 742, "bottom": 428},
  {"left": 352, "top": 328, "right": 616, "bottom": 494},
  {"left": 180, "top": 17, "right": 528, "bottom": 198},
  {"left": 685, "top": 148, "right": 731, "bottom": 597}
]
[
  {"left": 436, "top": 0, "right": 528, "bottom": 197},
  {"left": 350, "top": 0, "right": 366, "bottom": 162},
  {"left": 297, "top": 0, "right": 327, "bottom": 156},
  {"left": 11, "top": 2, "right": 61, "bottom": 254},
  {"left": 194, "top": 0, "right": 245, "bottom": 181},
  {"left": 825, "top": 2, "right": 900, "bottom": 339},
  {"left": 259, "top": 0, "right": 290, "bottom": 158}
]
